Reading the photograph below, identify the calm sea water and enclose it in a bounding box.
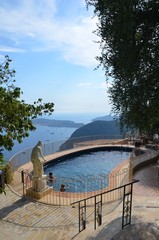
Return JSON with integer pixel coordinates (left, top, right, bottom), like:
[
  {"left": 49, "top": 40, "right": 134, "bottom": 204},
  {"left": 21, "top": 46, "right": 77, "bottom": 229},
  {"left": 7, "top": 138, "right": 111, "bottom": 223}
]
[
  {"left": 3, "top": 126, "right": 77, "bottom": 160},
  {"left": 43, "top": 112, "right": 108, "bottom": 124},
  {"left": 3, "top": 112, "right": 110, "bottom": 160}
]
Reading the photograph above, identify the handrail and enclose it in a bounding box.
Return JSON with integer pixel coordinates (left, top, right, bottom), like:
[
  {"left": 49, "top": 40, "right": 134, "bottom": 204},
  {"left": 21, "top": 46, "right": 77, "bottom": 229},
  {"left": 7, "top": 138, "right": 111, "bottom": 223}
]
[{"left": 71, "top": 179, "right": 139, "bottom": 204}]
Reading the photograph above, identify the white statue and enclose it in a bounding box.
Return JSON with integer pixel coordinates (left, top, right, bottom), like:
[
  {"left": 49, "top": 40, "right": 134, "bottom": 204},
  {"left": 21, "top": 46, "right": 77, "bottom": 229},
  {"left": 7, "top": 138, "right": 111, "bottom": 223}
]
[{"left": 31, "top": 141, "right": 46, "bottom": 178}]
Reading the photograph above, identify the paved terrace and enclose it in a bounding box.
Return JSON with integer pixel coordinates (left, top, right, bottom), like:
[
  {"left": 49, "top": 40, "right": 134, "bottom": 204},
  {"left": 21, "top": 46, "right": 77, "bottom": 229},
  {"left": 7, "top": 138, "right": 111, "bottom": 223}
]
[{"left": 0, "top": 145, "right": 159, "bottom": 239}]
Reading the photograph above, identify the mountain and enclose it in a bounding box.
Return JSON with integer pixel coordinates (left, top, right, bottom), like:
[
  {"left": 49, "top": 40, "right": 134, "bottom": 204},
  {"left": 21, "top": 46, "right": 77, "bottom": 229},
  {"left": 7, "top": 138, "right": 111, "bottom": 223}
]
[
  {"left": 91, "top": 115, "right": 116, "bottom": 121},
  {"left": 60, "top": 120, "right": 122, "bottom": 150},
  {"left": 32, "top": 118, "right": 84, "bottom": 128},
  {"left": 71, "top": 120, "right": 121, "bottom": 137}
]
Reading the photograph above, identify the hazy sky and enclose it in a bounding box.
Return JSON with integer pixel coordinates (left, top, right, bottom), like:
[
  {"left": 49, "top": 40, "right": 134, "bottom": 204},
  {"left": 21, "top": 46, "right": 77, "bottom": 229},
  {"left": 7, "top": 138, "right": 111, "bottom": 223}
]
[{"left": 0, "top": 0, "right": 111, "bottom": 115}]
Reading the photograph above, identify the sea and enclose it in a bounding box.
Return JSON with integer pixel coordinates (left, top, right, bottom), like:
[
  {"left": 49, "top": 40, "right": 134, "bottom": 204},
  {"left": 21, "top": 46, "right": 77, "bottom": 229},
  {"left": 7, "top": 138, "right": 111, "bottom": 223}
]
[{"left": 3, "top": 112, "right": 109, "bottom": 160}]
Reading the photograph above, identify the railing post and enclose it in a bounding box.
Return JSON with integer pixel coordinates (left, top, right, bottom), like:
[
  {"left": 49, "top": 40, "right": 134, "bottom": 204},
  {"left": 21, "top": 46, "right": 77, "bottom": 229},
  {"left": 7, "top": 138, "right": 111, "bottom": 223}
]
[
  {"left": 0, "top": 170, "right": 5, "bottom": 188},
  {"left": 72, "top": 180, "right": 139, "bottom": 233},
  {"left": 21, "top": 170, "right": 25, "bottom": 196},
  {"left": 79, "top": 200, "right": 86, "bottom": 233},
  {"left": 122, "top": 182, "right": 133, "bottom": 228},
  {"left": 94, "top": 194, "right": 102, "bottom": 230}
]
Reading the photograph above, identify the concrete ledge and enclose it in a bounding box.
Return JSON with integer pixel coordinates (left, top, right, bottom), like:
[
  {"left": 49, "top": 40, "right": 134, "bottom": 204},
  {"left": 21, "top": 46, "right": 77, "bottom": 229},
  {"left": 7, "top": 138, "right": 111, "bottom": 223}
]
[
  {"left": 26, "top": 187, "right": 52, "bottom": 200},
  {"left": 131, "top": 148, "right": 159, "bottom": 173}
]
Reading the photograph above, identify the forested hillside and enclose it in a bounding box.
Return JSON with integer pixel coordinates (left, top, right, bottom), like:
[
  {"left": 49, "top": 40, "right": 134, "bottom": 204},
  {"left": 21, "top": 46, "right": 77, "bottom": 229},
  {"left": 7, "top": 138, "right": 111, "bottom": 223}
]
[
  {"left": 70, "top": 121, "right": 121, "bottom": 138},
  {"left": 60, "top": 120, "right": 123, "bottom": 150}
]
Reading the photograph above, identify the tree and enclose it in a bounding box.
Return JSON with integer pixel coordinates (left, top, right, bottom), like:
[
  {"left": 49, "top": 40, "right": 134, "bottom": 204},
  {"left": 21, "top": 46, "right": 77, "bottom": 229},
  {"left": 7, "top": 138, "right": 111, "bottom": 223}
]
[
  {"left": 86, "top": 0, "right": 159, "bottom": 135},
  {"left": 0, "top": 55, "right": 54, "bottom": 152}
]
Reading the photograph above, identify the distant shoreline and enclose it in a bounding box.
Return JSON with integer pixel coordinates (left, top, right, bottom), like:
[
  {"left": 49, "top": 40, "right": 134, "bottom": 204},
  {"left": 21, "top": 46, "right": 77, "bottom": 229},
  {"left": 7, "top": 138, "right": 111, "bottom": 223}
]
[{"left": 32, "top": 118, "right": 84, "bottom": 128}]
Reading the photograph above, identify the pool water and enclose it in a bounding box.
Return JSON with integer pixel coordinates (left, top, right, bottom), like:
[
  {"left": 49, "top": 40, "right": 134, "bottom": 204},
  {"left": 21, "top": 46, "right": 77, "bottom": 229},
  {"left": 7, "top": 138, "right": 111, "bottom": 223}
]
[{"left": 44, "top": 150, "right": 130, "bottom": 192}]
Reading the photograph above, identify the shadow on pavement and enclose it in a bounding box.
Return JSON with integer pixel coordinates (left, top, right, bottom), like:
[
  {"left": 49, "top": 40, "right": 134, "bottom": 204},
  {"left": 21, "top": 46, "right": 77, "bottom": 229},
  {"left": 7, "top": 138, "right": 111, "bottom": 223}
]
[
  {"left": 0, "top": 197, "right": 31, "bottom": 219},
  {"left": 85, "top": 216, "right": 151, "bottom": 240},
  {"left": 112, "top": 222, "right": 159, "bottom": 240}
]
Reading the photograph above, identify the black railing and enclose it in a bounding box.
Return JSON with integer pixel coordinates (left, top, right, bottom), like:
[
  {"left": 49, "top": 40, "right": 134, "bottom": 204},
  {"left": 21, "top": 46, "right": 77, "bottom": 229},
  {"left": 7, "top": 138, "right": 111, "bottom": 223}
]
[{"left": 71, "top": 179, "right": 139, "bottom": 233}]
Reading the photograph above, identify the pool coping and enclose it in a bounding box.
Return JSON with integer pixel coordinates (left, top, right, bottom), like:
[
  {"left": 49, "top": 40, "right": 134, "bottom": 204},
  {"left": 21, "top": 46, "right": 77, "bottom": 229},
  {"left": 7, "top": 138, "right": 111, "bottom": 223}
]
[
  {"left": 17, "top": 145, "right": 132, "bottom": 202},
  {"left": 11, "top": 144, "right": 159, "bottom": 205}
]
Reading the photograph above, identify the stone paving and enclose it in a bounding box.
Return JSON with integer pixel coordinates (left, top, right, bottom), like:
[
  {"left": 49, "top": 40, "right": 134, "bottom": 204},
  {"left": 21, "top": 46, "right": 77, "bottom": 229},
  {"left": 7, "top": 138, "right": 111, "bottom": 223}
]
[{"left": 1, "top": 162, "right": 159, "bottom": 239}]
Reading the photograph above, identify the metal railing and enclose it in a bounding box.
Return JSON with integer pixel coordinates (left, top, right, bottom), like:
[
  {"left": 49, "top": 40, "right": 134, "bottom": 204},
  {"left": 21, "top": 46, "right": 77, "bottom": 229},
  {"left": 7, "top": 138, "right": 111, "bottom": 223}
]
[
  {"left": 9, "top": 135, "right": 128, "bottom": 170},
  {"left": 7, "top": 135, "right": 159, "bottom": 235},
  {"left": 11, "top": 165, "right": 131, "bottom": 206},
  {"left": 8, "top": 136, "right": 132, "bottom": 206},
  {"left": 71, "top": 179, "right": 139, "bottom": 233}
]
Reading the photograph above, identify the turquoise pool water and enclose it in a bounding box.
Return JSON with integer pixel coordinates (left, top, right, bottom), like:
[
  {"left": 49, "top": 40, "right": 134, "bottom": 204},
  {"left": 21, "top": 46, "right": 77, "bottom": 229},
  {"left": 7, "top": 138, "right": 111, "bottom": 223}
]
[{"left": 44, "top": 150, "right": 130, "bottom": 192}]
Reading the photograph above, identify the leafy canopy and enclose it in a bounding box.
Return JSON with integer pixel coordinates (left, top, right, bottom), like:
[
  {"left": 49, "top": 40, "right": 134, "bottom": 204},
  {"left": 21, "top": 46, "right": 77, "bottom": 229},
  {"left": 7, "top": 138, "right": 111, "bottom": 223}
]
[
  {"left": 0, "top": 55, "right": 54, "bottom": 151},
  {"left": 86, "top": 0, "right": 159, "bottom": 135}
]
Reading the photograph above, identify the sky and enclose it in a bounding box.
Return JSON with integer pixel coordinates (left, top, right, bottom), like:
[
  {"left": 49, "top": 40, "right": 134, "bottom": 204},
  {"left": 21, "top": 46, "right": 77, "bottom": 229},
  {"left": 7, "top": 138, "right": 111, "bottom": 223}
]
[{"left": 0, "top": 0, "right": 112, "bottom": 118}]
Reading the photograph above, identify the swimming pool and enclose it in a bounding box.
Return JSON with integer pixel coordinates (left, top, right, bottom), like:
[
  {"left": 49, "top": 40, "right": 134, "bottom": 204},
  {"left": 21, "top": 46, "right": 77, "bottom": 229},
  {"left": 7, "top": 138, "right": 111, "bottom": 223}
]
[{"left": 44, "top": 148, "right": 130, "bottom": 192}]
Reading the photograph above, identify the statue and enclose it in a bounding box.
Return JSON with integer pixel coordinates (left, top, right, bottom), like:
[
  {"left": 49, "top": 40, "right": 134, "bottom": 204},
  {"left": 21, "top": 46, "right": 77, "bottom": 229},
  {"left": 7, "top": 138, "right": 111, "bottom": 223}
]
[
  {"left": 31, "top": 141, "right": 46, "bottom": 178},
  {"left": 26, "top": 141, "right": 52, "bottom": 196}
]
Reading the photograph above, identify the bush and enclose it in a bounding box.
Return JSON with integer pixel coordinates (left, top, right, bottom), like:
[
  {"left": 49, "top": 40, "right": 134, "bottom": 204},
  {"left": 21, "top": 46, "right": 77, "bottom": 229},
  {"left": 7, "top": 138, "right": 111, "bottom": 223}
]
[{"left": 4, "top": 164, "right": 13, "bottom": 184}]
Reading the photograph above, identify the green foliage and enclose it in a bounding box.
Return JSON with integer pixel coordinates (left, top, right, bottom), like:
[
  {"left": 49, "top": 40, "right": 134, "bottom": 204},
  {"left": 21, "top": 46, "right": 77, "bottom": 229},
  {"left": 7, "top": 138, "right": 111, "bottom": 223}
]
[
  {"left": 60, "top": 120, "right": 123, "bottom": 150},
  {"left": 0, "top": 187, "right": 6, "bottom": 195},
  {"left": 3, "top": 164, "right": 13, "bottom": 184},
  {"left": 0, "top": 154, "right": 6, "bottom": 194},
  {"left": 71, "top": 120, "right": 121, "bottom": 138},
  {"left": 86, "top": 0, "right": 159, "bottom": 134},
  {"left": 0, "top": 55, "right": 54, "bottom": 151}
]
